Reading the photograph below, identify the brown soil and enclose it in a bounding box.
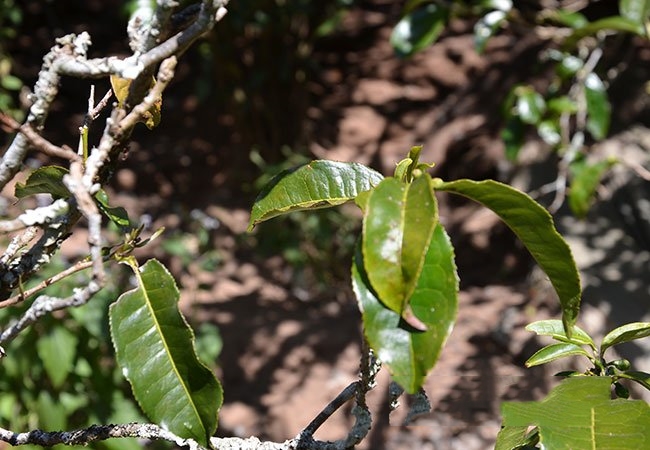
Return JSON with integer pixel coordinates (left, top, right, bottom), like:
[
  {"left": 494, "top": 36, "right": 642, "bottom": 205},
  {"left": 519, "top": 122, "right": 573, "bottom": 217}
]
[{"left": 3, "top": 1, "right": 650, "bottom": 449}]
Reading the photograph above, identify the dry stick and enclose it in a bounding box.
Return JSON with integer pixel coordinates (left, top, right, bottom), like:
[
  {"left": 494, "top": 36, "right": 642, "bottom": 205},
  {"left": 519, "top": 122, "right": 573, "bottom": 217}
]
[
  {"left": 0, "top": 259, "right": 94, "bottom": 309},
  {"left": 0, "top": 113, "right": 80, "bottom": 162}
]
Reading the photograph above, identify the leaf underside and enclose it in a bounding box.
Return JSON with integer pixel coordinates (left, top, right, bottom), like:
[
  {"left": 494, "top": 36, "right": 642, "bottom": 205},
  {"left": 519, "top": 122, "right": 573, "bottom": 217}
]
[{"left": 435, "top": 179, "right": 581, "bottom": 334}]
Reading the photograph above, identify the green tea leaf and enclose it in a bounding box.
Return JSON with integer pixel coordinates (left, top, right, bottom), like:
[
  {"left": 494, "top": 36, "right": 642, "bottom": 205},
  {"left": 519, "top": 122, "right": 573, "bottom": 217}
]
[
  {"left": 584, "top": 73, "right": 611, "bottom": 140},
  {"left": 526, "top": 319, "right": 595, "bottom": 349},
  {"left": 601, "top": 322, "right": 650, "bottom": 355},
  {"left": 353, "top": 224, "right": 458, "bottom": 393},
  {"left": 515, "top": 86, "right": 546, "bottom": 125},
  {"left": 566, "top": 16, "right": 645, "bottom": 46},
  {"left": 109, "top": 259, "right": 222, "bottom": 445},
  {"left": 501, "top": 115, "right": 525, "bottom": 161},
  {"left": 502, "top": 377, "right": 650, "bottom": 449},
  {"left": 568, "top": 157, "right": 615, "bottom": 218},
  {"left": 95, "top": 189, "right": 132, "bottom": 231},
  {"left": 391, "top": 4, "right": 450, "bottom": 58},
  {"left": 474, "top": 10, "right": 507, "bottom": 53},
  {"left": 362, "top": 175, "right": 438, "bottom": 320},
  {"left": 435, "top": 179, "right": 581, "bottom": 334},
  {"left": 619, "top": 370, "right": 650, "bottom": 391},
  {"left": 248, "top": 160, "right": 383, "bottom": 231},
  {"left": 36, "top": 326, "right": 78, "bottom": 389},
  {"left": 620, "top": 0, "right": 650, "bottom": 25},
  {"left": 14, "top": 166, "right": 70, "bottom": 199},
  {"left": 495, "top": 426, "right": 534, "bottom": 450},
  {"left": 525, "top": 342, "right": 591, "bottom": 367}
]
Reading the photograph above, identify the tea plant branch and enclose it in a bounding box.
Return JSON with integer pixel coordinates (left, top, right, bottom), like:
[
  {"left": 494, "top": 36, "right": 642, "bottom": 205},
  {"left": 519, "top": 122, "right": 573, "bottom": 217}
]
[
  {"left": 296, "top": 340, "right": 379, "bottom": 450},
  {"left": 0, "top": 258, "right": 94, "bottom": 309},
  {"left": 0, "top": 113, "right": 80, "bottom": 162}
]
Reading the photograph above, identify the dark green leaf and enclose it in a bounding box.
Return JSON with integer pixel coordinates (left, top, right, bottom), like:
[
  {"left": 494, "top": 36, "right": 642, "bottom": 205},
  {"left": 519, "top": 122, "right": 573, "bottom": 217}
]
[
  {"left": 391, "top": 4, "right": 450, "bottom": 58},
  {"left": 36, "top": 326, "right": 78, "bottom": 389},
  {"left": 619, "top": 371, "right": 650, "bottom": 391},
  {"left": 620, "top": 0, "right": 650, "bottom": 25},
  {"left": 601, "top": 322, "right": 650, "bottom": 355},
  {"left": 502, "top": 377, "right": 650, "bottom": 449},
  {"left": 434, "top": 179, "right": 581, "bottom": 334},
  {"left": 95, "top": 189, "right": 132, "bottom": 231},
  {"left": 109, "top": 259, "right": 222, "bottom": 445},
  {"left": 362, "top": 175, "right": 438, "bottom": 319},
  {"left": 502, "top": 115, "right": 525, "bottom": 161},
  {"left": 568, "top": 157, "right": 615, "bottom": 218},
  {"left": 515, "top": 86, "right": 546, "bottom": 125},
  {"left": 525, "top": 342, "right": 591, "bottom": 367},
  {"left": 474, "top": 10, "right": 507, "bottom": 53},
  {"left": 495, "top": 426, "right": 535, "bottom": 450},
  {"left": 353, "top": 224, "right": 458, "bottom": 393},
  {"left": 14, "top": 166, "right": 70, "bottom": 199},
  {"left": 584, "top": 73, "right": 611, "bottom": 140},
  {"left": 526, "top": 319, "right": 595, "bottom": 348},
  {"left": 248, "top": 160, "right": 383, "bottom": 231}
]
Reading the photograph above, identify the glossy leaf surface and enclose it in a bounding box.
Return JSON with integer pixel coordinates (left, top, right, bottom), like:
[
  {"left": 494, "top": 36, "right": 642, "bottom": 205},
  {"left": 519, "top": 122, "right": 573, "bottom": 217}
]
[
  {"left": 14, "top": 166, "right": 70, "bottom": 199},
  {"left": 601, "top": 322, "right": 650, "bottom": 355},
  {"left": 248, "top": 160, "right": 383, "bottom": 231},
  {"left": 502, "top": 377, "right": 650, "bottom": 448},
  {"left": 515, "top": 86, "right": 546, "bottom": 125},
  {"left": 584, "top": 73, "right": 611, "bottom": 140},
  {"left": 525, "top": 342, "right": 590, "bottom": 367},
  {"left": 362, "top": 175, "right": 438, "bottom": 317},
  {"left": 435, "top": 179, "right": 581, "bottom": 333},
  {"left": 391, "top": 4, "right": 449, "bottom": 57},
  {"left": 109, "top": 259, "right": 222, "bottom": 446},
  {"left": 353, "top": 224, "right": 458, "bottom": 393},
  {"left": 95, "top": 189, "right": 132, "bottom": 231},
  {"left": 526, "top": 319, "right": 595, "bottom": 348}
]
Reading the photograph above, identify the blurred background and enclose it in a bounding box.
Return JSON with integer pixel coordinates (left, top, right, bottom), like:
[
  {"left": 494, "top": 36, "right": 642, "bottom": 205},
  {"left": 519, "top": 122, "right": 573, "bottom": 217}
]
[{"left": 1, "top": 1, "right": 649, "bottom": 449}]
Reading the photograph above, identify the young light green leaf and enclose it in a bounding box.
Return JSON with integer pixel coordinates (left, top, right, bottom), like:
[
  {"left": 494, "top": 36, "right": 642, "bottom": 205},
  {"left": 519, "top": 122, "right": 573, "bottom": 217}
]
[
  {"left": 601, "top": 322, "right": 650, "bottom": 355},
  {"left": 434, "top": 179, "right": 581, "bottom": 334},
  {"left": 353, "top": 224, "right": 458, "bottom": 394},
  {"left": 14, "top": 166, "right": 71, "bottom": 199},
  {"left": 568, "top": 157, "right": 615, "bottom": 218},
  {"left": 109, "top": 259, "right": 222, "bottom": 446},
  {"left": 566, "top": 16, "right": 645, "bottom": 46},
  {"left": 525, "top": 342, "right": 591, "bottom": 367},
  {"left": 584, "top": 73, "right": 611, "bottom": 140},
  {"left": 620, "top": 0, "right": 650, "bottom": 25},
  {"left": 362, "top": 174, "right": 438, "bottom": 321},
  {"left": 391, "top": 4, "right": 450, "bottom": 58},
  {"left": 502, "top": 377, "right": 650, "bottom": 449},
  {"left": 248, "top": 160, "right": 383, "bottom": 231},
  {"left": 526, "top": 319, "right": 595, "bottom": 349},
  {"left": 36, "top": 326, "right": 78, "bottom": 389}
]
